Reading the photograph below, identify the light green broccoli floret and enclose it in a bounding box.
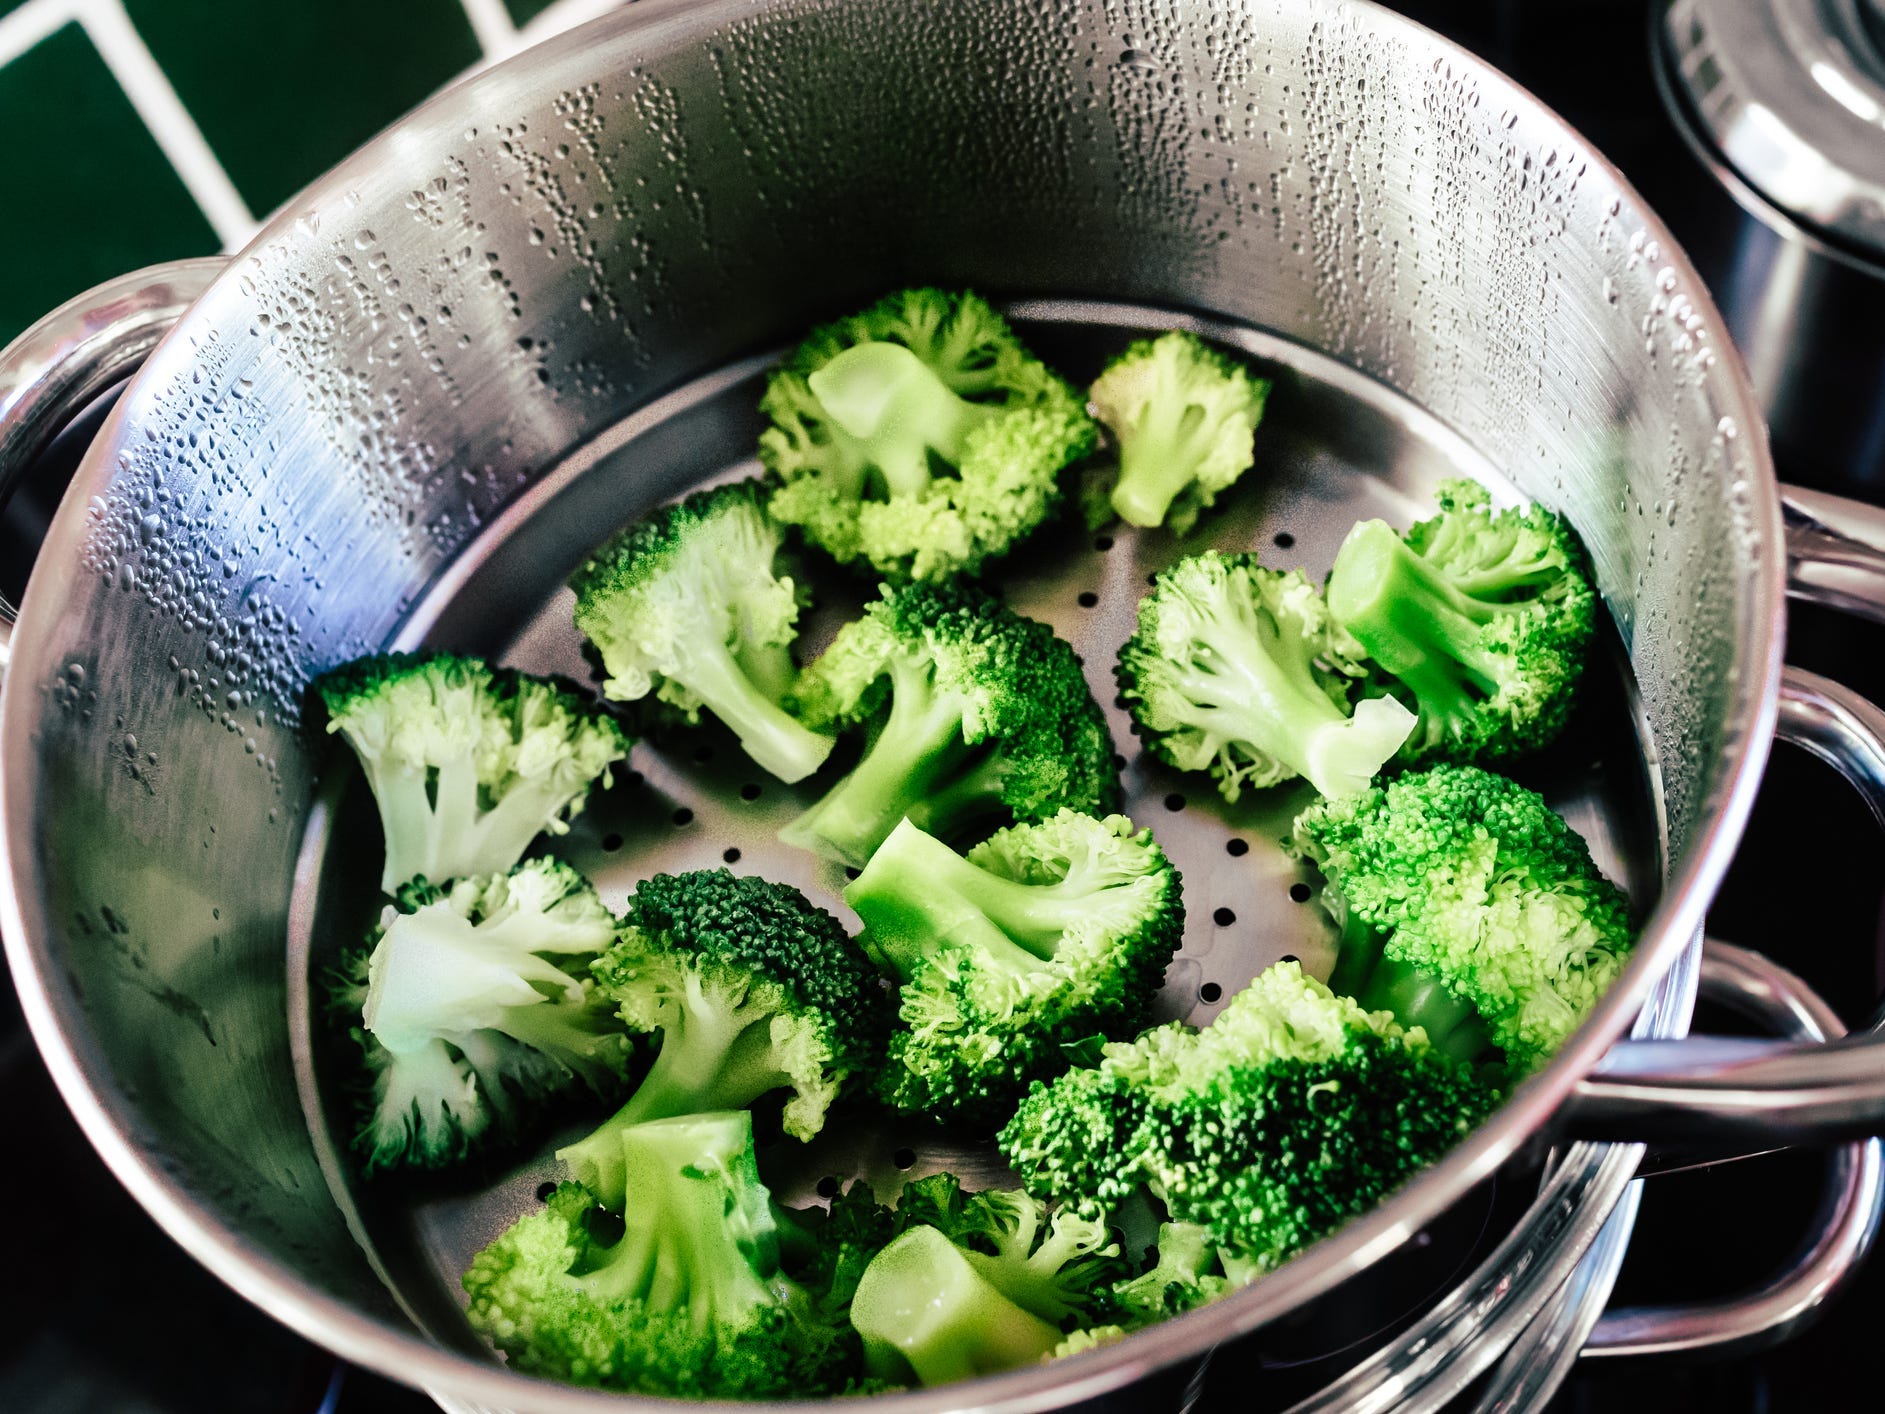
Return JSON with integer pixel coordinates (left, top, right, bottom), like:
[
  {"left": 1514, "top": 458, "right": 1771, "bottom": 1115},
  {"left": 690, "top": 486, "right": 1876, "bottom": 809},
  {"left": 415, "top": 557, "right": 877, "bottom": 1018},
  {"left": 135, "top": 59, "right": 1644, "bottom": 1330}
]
[
  {"left": 315, "top": 651, "right": 630, "bottom": 894},
  {"left": 1117, "top": 551, "right": 1416, "bottom": 801},
  {"left": 1087, "top": 331, "right": 1270, "bottom": 534},
  {"left": 570, "top": 479, "right": 833, "bottom": 783},
  {"left": 761, "top": 288, "right": 1097, "bottom": 582},
  {"left": 1325, "top": 479, "right": 1597, "bottom": 763},
  {"left": 844, "top": 810, "right": 1182, "bottom": 1123},
  {"left": 331, "top": 859, "right": 628, "bottom": 1174}
]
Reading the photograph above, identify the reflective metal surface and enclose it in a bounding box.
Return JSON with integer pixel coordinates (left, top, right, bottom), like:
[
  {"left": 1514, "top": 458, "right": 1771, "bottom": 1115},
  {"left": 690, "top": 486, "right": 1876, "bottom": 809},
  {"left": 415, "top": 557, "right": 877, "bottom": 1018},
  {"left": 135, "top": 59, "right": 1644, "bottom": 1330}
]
[
  {"left": 0, "top": 0, "right": 1787, "bottom": 1409},
  {"left": 1583, "top": 942, "right": 1885, "bottom": 1358},
  {"left": 0, "top": 259, "right": 223, "bottom": 667},
  {"left": 1655, "top": 5, "right": 1885, "bottom": 489}
]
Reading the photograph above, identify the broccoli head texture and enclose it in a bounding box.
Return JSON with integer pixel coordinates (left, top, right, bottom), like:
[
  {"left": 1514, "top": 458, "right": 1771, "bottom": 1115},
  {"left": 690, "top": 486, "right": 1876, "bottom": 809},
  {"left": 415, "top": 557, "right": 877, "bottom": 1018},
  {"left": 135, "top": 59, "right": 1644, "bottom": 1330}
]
[
  {"left": 1117, "top": 551, "right": 1416, "bottom": 802},
  {"left": 1292, "top": 763, "right": 1635, "bottom": 1070},
  {"left": 463, "top": 1111, "right": 853, "bottom": 1398},
  {"left": 569, "top": 479, "right": 834, "bottom": 783},
  {"left": 1086, "top": 330, "right": 1271, "bottom": 534},
  {"left": 557, "top": 869, "right": 888, "bottom": 1206},
  {"left": 844, "top": 810, "right": 1183, "bottom": 1123},
  {"left": 761, "top": 288, "right": 1097, "bottom": 581},
  {"left": 333, "top": 858, "right": 629, "bottom": 1174},
  {"left": 1110, "top": 1221, "right": 1244, "bottom": 1324},
  {"left": 1325, "top": 479, "right": 1597, "bottom": 763},
  {"left": 780, "top": 579, "right": 1120, "bottom": 868},
  {"left": 315, "top": 651, "right": 631, "bottom": 894},
  {"left": 999, "top": 962, "right": 1498, "bottom": 1273}
]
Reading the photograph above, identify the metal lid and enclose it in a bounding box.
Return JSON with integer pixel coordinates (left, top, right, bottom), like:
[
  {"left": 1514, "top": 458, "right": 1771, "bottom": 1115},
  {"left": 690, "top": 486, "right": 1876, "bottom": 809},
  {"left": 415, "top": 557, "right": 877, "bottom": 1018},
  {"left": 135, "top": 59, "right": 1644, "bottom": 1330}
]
[{"left": 1662, "top": 0, "right": 1885, "bottom": 253}]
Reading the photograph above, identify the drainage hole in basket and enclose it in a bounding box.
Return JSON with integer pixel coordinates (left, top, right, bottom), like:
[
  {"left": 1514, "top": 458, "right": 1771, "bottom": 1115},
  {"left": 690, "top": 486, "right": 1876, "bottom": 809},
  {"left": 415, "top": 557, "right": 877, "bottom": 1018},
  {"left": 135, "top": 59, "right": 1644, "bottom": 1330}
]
[
  {"left": 1274, "top": 531, "right": 1295, "bottom": 549},
  {"left": 693, "top": 744, "right": 715, "bottom": 764},
  {"left": 1280, "top": 953, "right": 1299, "bottom": 965},
  {"left": 1077, "top": 591, "right": 1099, "bottom": 608},
  {"left": 815, "top": 1176, "right": 840, "bottom": 1199},
  {"left": 1164, "top": 792, "right": 1186, "bottom": 812},
  {"left": 1226, "top": 837, "right": 1249, "bottom": 857},
  {"left": 1289, "top": 882, "right": 1312, "bottom": 903},
  {"left": 601, "top": 832, "right": 623, "bottom": 852},
  {"left": 892, "top": 1147, "right": 917, "bottom": 1170},
  {"left": 740, "top": 782, "right": 762, "bottom": 802},
  {"left": 1213, "top": 907, "right": 1236, "bottom": 927},
  {"left": 1095, "top": 535, "right": 1114, "bottom": 552},
  {"left": 672, "top": 807, "right": 694, "bottom": 827},
  {"left": 536, "top": 1181, "right": 558, "bottom": 1202},
  {"left": 723, "top": 847, "right": 741, "bottom": 864},
  {"left": 1199, "top": 982, "right": 1222, "bottom": 1004}
]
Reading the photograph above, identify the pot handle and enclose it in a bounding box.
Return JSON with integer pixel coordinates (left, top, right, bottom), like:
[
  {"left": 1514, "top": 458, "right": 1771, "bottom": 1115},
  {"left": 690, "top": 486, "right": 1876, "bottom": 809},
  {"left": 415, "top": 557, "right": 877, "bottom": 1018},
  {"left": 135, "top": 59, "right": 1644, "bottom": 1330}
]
[
  {"left": 1576, "top": 940, "right": 1884, "bottom": 1359},
  {"left": 0, "top": 258, "right": 225, "bottom": 675}
]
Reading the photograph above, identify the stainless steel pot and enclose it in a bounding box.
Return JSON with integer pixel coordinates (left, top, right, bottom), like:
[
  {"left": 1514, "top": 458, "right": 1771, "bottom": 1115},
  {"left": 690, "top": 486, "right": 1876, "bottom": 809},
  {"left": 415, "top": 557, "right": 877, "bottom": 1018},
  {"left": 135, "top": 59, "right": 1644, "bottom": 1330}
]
[
  {"left": 6, "top": 1, "right": 1885, "bottom": 1410},
  {"left": 1655, "top": 0, "right": 1885, "bottom": 491}
]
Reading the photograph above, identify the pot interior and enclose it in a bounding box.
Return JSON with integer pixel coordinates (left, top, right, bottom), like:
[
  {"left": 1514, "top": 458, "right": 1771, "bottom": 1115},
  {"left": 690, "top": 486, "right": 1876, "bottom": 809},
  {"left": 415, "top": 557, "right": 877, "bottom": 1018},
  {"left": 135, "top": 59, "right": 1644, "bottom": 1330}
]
[{"left": 0, "top": 0, "right": 1775, "bottom": 1407}]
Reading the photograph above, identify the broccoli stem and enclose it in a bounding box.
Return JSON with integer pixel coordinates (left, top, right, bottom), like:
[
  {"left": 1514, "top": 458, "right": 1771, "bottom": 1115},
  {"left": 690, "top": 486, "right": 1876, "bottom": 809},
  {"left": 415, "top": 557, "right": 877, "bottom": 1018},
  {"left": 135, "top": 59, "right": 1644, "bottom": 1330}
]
[
  {"left": 569, "top": 1113, "right": 781, "bottom": 1329},
  {"left": 847, "top": 819, "right": 1089, "bottom": 979},
  {"left": 1327, "top": 519, "right": 1520, "bottom": 731},
  {"left": 1326, "top": 909, "right": 1488, "bottom": 1063},
  {"left": 851, "top": 1226, "right": 1063, "bottom": 1387},
  {"left": 807, "top": 343, "right": 998, "bottom": 500},
  {"left": 780, "top": 658, "right": 984, "bottom": 867},
  {"left": 680, "top": 637, "right": 835, "bottom": 784},
  {"left": 558, "top": 975, "right": 793, "bottom": 1207},
  {"left": 1111, "top": 399, "right": 1213, "bottom": 529}
]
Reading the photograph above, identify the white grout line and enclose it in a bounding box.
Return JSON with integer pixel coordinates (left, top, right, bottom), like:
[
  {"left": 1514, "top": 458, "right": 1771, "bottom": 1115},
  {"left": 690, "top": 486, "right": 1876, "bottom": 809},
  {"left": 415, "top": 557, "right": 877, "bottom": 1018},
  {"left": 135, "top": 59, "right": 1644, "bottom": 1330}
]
[
  {"left": 458, "top": 0, "right": 522, "bottom": 60},
  {"left": 80, "top": 0, "right": 256, "bottom": 249},
  {"left": 517, "top": 0, "right": 623, "bottom": 44},
  {"left": 0, "top": 0, "right": 83, "bottom": 69}
]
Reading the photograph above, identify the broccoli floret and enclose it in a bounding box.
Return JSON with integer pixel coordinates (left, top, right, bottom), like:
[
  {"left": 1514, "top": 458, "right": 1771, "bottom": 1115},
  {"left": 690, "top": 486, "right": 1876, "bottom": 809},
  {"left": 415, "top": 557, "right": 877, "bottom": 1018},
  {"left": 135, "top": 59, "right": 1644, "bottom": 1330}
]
[
  {"left": 843, "top": 810, "right": 1182, "bottom": 1123},
  {"left": 1117, "top": 552, "right": 1417, "bottom": 802},
  {"left": 761, "top": 288, "right": 1097, "bottom": 582},
  {"left": 1292, "top": 764, "right": 1635, "bottom": 1070},
  {"left": 463, "top": 1111, "right": 852, "bottom": 1398},
  {"left": 332, "top": 859, "right": 629, "bottom": 1174},
  {"left": 780, "top": 580, "right": 1120, "bottom": 868},
  {"left": 315, "top": 652, "right": 630, "bottom": 895},
  {"left": 556, "top": 870, "right": 887, "bottom": 1206},
  {"left": 1086, "top": 331, "right": 1271, "bottom": 534},
  {"left": 1325, "top": 479, "right": 1597, "bottom": 763},
  {"left": 999, "top": 962, "right": 1497, "bottom": 1273},
  {"left": 569, "top": 479, "right": 834, "bottom": 783},
  {"left": 1110, "top": 1222, "right": 1244, "bottom": 1323}
]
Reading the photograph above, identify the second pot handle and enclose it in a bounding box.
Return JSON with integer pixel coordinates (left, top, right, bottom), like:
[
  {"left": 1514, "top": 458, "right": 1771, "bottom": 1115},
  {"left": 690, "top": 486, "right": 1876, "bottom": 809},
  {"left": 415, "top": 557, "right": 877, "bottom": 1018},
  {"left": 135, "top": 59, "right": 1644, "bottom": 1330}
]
[
  {"left": 0, "top": 258, "right": 224, "bottom": 674},
  {"left": 1579, "top": 941, "right": 1884, "bottom": 1358}
]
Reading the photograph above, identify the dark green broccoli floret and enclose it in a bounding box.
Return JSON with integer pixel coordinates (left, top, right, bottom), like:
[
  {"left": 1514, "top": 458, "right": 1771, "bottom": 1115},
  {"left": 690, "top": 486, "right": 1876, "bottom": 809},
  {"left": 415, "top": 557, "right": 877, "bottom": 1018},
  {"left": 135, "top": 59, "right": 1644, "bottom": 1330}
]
[
  {"left": 1086, "top": 330, "right": 1271, "bottom": 533},
  {"left": 1325, "top": 479, "right": 1597, "bottom": 763},
  {"left": 463, "top": 1111, "right": 853, "bottom": 1398},
  {"left": 761, "top": 288, "right": 1097, "bottom": 581},
  {"left": 847, "top": 1177, "right": 1123, "bottom": 1386},
  {"left": 315, "top": 651, "right": 631, "bottom": 894},
  {"left": 331, "top": 859, "right": 629, "bottom": 1174},
  {"left": 1117, "top": 551, "right": 1416, "bottom": 802},
  {"left": 844, "top": 810, "right": 1182, "bottom": 1123},
  {"left": 1292, "top": 764, "right": 1635, "bottom": 1071},
  {"left": 999, "top": 962, "right": 1497, "bottom": 1274},
  {"left": 556, "top": 870, "right": 888, "bottom": 1206},
  {"left": 569, "top": 479, "right": 834, "bottom": 783},
  {"left": 780, "top": 580, "right": 1120, "bottom": 868}
]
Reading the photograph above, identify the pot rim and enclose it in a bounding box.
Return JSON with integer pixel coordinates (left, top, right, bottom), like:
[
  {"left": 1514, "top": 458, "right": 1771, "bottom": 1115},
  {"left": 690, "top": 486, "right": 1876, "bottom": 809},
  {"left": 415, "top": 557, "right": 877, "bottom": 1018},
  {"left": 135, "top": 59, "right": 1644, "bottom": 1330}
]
[{"left": 0, "top": 0, "right": 1785, "bottom": 1409}]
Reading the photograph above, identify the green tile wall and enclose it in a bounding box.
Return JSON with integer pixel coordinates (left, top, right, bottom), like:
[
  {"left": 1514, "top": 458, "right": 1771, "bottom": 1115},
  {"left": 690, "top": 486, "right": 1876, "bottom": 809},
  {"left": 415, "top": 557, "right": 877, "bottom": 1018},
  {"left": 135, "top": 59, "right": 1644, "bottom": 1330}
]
[
  {"left": 504, "top": 0, "right": 563, "bottom": 26},
  {"left": 121, "top": 0, "right": 483, "bottom": 216},
  {"left": 0, "top": 25, "right": 219, "bottom": 348}
]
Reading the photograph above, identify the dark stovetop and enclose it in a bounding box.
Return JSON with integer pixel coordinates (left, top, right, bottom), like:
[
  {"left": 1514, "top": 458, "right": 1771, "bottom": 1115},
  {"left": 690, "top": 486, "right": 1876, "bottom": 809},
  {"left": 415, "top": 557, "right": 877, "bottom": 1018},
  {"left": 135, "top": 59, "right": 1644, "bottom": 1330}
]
[{"left": 5, "top": 2, "right": 1883, "bottom": 1412}]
